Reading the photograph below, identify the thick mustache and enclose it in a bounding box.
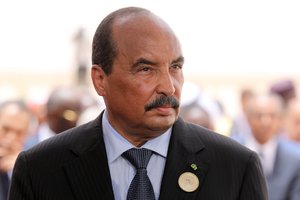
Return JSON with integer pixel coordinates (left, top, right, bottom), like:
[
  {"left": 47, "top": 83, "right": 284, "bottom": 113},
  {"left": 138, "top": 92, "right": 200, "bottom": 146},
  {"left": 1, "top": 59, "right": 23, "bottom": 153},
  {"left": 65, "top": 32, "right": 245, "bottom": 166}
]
[{"left": 145, "top": 96, "right": 180, "bottom": 111}]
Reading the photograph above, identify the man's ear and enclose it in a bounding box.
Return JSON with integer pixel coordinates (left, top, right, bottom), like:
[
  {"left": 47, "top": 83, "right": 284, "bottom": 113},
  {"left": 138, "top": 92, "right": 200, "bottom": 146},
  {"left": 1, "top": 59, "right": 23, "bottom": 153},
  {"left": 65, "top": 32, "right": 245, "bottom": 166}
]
[{"left": 91, "top": 65, "right": 107, "bottom": 96}]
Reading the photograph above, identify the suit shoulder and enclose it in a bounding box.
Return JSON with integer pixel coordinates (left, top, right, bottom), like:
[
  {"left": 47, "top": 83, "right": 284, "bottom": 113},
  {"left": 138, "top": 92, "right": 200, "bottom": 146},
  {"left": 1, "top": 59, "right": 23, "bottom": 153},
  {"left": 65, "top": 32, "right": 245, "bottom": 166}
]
[
  {"left": 278, "top": 139, "right": 300, "bottom": 166},
  {"left": 173, "top": 119, "right": 262, "bottom": 188},
  {"left": 177, "top": 120, "right": 254, "bottom": 160}
]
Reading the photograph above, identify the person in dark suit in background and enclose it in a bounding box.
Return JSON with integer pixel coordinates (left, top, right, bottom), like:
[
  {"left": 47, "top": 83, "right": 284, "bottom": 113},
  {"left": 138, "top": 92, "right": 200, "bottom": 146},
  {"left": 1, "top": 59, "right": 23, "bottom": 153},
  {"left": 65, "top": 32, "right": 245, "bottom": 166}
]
[
  {"left": 234, "top": 93, "right": 300, "bottom": 200},
  {"left": 9, "top": 7, "right": 268, "bottom": 200},
  {"left": 24, "top": 86, "right": 98, "bottom": 149},
  {"left": 0, "top": 100, "right": 31, "bottom": 200}
]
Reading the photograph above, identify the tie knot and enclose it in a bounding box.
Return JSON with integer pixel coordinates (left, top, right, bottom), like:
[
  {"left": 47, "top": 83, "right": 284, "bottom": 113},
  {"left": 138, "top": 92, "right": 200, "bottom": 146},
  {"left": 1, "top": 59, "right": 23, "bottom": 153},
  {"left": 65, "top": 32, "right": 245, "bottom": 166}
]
[{"left": 122, "top": 148, "right": 153, "bottom": 169}]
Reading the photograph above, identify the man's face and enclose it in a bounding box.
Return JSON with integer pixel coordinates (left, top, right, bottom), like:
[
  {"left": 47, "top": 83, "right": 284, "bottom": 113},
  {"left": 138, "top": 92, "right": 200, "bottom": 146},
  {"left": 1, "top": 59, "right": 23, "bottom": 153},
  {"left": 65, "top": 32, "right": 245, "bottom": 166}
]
[
  {"left": 94, "top": 14, "right": 184, "bottom": 140},
  {"left": 0, "top": 105, "right": 30, "bottom": 159},
  {"left": 47, "top": 101, "right": 81, "bottom": 134},
  {"left": 246, "top": 97, "right": 283, "bottom": 144}
]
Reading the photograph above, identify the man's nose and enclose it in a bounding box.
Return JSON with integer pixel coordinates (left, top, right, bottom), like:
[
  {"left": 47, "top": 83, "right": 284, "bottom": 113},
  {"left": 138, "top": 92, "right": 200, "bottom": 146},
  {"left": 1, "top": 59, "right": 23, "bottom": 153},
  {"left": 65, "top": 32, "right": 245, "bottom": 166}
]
[{"left": 156, "top": 71, "right": 176, "bottom": 96}]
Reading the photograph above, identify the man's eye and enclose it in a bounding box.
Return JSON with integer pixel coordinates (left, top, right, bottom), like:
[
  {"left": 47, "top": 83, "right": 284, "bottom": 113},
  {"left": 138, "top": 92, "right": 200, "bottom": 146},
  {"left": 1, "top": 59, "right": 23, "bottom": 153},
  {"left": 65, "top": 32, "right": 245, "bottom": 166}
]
[
  {"left": 171, "top": 64, "right": 182, "bottom": 70},
  {"left": 141, "top": 67, "right": 151, "bottom": 72}
]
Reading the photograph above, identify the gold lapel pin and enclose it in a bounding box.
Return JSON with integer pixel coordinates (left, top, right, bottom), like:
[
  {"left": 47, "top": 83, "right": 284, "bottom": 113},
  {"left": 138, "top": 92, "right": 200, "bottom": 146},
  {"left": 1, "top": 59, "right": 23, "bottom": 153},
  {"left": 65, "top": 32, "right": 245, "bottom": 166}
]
[{"left": 178, "top": 172, "right": 199, "bottom": 192}]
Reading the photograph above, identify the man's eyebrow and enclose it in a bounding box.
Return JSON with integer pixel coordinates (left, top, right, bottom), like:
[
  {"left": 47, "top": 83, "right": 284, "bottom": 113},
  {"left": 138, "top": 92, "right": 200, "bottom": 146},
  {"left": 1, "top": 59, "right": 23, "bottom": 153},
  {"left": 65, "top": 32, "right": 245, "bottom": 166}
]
[
  {"left": 172, "top": 56, "right": 185, "bottom": 64},
  {"left": 132, "top": 58, "right": 157, "bottom": 69},
  {"left": 131, "top": 56, "right": 184, "bottom": 69}
]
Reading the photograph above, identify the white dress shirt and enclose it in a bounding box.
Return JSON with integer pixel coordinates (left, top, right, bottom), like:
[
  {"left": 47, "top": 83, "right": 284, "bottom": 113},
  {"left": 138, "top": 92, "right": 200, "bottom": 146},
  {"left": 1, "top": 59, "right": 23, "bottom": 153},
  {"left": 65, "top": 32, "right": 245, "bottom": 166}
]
[
  {"left": 102, "top": 111, "right": 172, "bottom": 200},
  {"left": 245, "top": 134, "right": 278, "bottom": 176}
]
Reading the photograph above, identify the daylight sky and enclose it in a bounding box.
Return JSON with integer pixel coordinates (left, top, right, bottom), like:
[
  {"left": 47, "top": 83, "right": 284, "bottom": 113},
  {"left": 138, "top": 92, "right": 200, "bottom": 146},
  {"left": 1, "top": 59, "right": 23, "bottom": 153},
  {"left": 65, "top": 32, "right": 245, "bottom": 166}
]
[{"left": 1, "top": 0, "right": 300, "bottom": 76}]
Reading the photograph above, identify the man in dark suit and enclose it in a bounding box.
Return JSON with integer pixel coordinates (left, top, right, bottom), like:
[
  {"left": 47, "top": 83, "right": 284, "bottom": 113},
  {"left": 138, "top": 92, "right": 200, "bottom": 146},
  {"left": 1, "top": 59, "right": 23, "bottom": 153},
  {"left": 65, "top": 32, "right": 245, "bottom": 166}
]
[
  {"left": 9, "top": 7, "right": 268, "bottom": 200},
  {"left": 0, "top": 100, "right": 31, "bottom": 200},
  {"left": 234, "top": 93, "right": 300, "bottom": 200}
]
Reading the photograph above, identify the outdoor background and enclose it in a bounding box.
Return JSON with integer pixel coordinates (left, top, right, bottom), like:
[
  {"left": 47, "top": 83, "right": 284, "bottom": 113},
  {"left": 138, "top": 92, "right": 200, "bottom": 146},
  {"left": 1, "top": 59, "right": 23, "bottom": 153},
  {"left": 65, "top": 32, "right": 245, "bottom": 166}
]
[{"left": 1, "top": 0, "right": 300, "bottom": 117}]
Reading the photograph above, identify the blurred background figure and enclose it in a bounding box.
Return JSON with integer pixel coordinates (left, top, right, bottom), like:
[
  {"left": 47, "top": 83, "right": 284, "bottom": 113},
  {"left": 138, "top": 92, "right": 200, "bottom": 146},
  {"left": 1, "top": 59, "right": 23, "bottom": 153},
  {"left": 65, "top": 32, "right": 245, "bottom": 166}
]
[
  {"left": 26, "top": 93, "right": 48, "bottom": 139},
  {"left": 0, "top": 100, "right": 31, "bottom": 200},
  {"left": 234, "top": 93, "right": 300, "bottom": 200},
  {"left": 25, "top": 86, "right": 86, "bottom": 149},
  {"left": 76, "top": 101, "right": 105, "bottom": 126},
  {"left": 284, "top": 99, "right": 300, "bottom": 143},
  {"left": 181, "top": 81, "right": 228, "bottom": 133},
  {"left": 180, "top": 101, "right": 214, "bottom": 130},
  {"left": 46, "top": 86, "right": 83, "bottom": 134},
  {"left": 230, "top": 88, "right": 254, "bottom": 139},
  {"left": 270, "top": 79, "right": 297, "bottom": 107},
  {"left": 76, "top": 87, "right": 105, "bottom": 126}
]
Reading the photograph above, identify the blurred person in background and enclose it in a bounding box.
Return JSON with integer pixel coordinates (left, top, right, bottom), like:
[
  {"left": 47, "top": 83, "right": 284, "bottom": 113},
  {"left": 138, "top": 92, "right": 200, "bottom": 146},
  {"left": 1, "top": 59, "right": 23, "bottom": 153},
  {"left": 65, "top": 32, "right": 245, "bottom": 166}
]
[
  {"left": 181, "top": 81, "right": 227, "bottom": 133},
  {"left": 0, "top": 100, "right": 31, "bottom": 200},
  {"left": 180, "top": 82, "right": 214, "bottom": 130},
  {"left": 284, "top": 99, "right": 300, "bottom": 143},
  {"left": 270, "top": 79, "right": 297, "bottom": 107},
  {"left": 180, "top": 81, "right": 231, "bottom": 135},
  {"left": 46, "top": 86, "right": 83, "bottom": 134},
  {"left": 230, "top": 88, "right": 254, "bottom": 139},
  {"left": 235, "top": 93, "right": 300, "bottom": 200},
  {"left": 27, "top": 98, "right": 47, "bottom": 129},
  {"left": 24, "top": 86, "right": 85, "bottom": 149},
  {"left": 75, "top": 86, "right": 105, "bottom": 126},
  {"left": 76, "top": 101, "right": 105, "bottom": 126},
  {"left": 25, "top": 95, "right": 48, "bottom": 142},
  {"left": 180, "top": 101, "right": 214, "bottom": 130}
]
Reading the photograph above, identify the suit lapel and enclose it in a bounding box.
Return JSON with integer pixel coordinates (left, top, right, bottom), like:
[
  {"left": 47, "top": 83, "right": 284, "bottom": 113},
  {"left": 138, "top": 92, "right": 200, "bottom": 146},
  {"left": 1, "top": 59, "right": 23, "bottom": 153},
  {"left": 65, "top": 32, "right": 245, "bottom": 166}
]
[
  {"left": 63, "top": 114, "right": 114, "bottom": 200},
  {"left": 159, "top": 118, "right": 209, "bottom": 200}
]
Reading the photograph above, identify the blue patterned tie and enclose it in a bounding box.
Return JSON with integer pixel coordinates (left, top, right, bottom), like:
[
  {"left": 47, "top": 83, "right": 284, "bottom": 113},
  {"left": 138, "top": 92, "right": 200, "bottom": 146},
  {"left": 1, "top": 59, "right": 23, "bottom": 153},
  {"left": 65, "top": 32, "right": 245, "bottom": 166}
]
[{"left": 122, "top": 148, "right": 155, "bottom": 200}]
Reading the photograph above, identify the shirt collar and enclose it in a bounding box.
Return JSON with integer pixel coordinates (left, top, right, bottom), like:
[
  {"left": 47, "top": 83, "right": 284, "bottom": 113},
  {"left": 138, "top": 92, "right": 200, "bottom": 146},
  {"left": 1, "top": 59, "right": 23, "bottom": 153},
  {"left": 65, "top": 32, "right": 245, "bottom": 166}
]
[
  {"left": 245, "top": 133, "right": 278, "bottom": 153},
  {"left": 245, "top": 133, "right": 278, "bottom": 175},
  {"left": 102, "top": 110, "right": 172, "bottom": 164}
]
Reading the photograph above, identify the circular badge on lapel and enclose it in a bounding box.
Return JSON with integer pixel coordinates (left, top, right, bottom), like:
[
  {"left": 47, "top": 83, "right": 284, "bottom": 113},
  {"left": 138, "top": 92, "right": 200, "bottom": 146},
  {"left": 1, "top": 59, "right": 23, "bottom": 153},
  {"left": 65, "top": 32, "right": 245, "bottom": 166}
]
[{"left": 178, "top": 172, "right": 199, "bottom": 192}]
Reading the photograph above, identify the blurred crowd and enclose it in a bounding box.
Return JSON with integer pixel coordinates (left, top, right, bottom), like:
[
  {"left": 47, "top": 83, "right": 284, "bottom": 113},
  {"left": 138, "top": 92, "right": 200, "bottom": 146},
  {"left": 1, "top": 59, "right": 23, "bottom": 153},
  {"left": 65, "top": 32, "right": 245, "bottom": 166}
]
[
  {"left": 1, "top": 78, "right": 300, "bottom": 199},
  {"left": 0, "top": 85, "right": 105, "bottom": 200},
  {"left": 181, "top": 78, "right": 300, "bottom": 199}
]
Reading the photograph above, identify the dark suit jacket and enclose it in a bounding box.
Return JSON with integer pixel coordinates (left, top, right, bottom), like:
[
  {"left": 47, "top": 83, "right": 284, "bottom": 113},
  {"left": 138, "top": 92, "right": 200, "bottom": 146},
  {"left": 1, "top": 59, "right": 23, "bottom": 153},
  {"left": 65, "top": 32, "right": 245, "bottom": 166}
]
[
  {"left": 0, "top": 171, "right": 9, "bottom": 200},
  {"left": 9, "top": 114, "right": 268, "bottom": 200}
]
